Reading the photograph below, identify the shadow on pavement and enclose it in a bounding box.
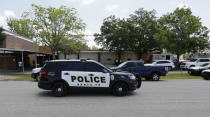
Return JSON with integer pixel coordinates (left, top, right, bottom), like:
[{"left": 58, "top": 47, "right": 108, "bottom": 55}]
[
  {"left": 36, "top": 88, "right": 137, "bottom": 97},
  {"left": 142, "top": 80, "right": 166, "bottom": 82}
]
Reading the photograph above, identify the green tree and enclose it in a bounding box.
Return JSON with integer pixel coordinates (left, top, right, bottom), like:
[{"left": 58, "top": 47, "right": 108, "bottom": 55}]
[
  {"left": 7, "top": 4, "right": 86, "bottom": 59},
  {"left": 7, "top": 17, "right": 35, "bottom": 39},
  {"left": 0, "top": 27, "right": 6, "bottom": 46},
  {"left": 59, "top": 38, "right": 86, "bottom": 59},
  {"left": 90, "top": 45, "right": 99, "bottom": 50},
  {"left": 128, "top": 8, "right": 159, "bottom": 59},
  {"left": 155, "top": 7, "right": 209, "bottom": 62},
  {"left": 94, "top": 15, "right": 130, "bottom": 64}
]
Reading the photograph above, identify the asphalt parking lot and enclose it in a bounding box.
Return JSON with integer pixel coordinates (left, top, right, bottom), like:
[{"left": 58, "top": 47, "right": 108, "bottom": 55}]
[{"left": 0, "top": 79, "right": 209, "bottom": 117}]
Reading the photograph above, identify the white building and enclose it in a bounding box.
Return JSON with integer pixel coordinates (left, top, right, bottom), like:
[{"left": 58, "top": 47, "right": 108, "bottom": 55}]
[{"left": 59, "top": 50, "right": 138, "bottom": 66}]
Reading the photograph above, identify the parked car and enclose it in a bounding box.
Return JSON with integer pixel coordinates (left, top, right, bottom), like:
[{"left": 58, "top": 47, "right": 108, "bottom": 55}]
[
  {"left": 201, "top": 69, "right": 210, "bottom": 80},
  {"left": 188, "top": 63, "right": 210, "bottom": 76},
  {"left": 111, "top": 61, "right": 168, "bottom": 81},
  {"left": 31, "top": 67, "right": 42, "bottom": 81},
  {"left": 38, "top": 59, "right": 141, "bottom": 97},
  {"left": 180, "top": 58, "right": 210, "bottom": 69},
  {"left": 146, "top": 54, "right": 176, "bottom": 63},
  {"left": 150, "top": 60, "right": 175, "bottom": 71}
]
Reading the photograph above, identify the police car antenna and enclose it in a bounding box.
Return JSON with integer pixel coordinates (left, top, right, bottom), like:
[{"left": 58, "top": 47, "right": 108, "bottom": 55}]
[{"left": 80, "top": 58, "right": 87, "bottom": 62}]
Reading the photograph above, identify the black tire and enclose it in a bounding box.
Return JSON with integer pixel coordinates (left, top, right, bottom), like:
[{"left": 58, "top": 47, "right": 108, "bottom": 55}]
[
  {"left": 53, "top": 82, "right": 68, "bottom": 97},
  {"left": 151, "top": 73, "right": 160, "bottom": 81},
  {"left": 35, "top": 75, "right": 40, "bottom": 81},
  {"left": 203, "top": 76, "right": 210, "bottom": 80},
  {"left": 137, "top": 77, "right": 142, "bottom": 88},
  {"left": 112, "top": 82, "right": 128, "bottom": 96}
]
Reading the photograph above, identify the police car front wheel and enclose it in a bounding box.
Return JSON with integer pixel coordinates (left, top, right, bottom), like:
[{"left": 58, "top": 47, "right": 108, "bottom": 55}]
[
  {"left": 112, "top": 82, "right": 128, "bottom": 96},
  {"left": 53, "top": 82, "right": 68, "bottom": 97}
]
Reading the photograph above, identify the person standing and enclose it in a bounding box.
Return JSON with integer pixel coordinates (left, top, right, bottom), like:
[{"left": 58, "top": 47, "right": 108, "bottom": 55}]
[{"left": 18, "top": 61, "right": 23, "bottom": 72}]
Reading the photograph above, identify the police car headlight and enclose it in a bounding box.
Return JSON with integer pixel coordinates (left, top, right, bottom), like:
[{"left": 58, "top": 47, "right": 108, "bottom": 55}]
[{"left": 130, "top": 75, "right": 136, "bottom": 80}]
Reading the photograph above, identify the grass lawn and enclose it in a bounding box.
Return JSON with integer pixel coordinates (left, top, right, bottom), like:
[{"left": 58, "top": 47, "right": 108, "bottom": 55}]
[
  {"left": 0, "top": 74, "right": 34, "bottom": 81},
  {"left": 161, "top": 73, "right": 202, "bottom": 80}
]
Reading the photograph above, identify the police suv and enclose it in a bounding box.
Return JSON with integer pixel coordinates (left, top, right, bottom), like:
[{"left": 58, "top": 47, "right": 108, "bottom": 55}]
[{"left": 38, "top": 59, "right": 141, "bottom": 97}]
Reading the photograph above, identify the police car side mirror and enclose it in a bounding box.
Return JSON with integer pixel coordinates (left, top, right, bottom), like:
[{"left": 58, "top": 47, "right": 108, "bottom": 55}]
[
  {"left": 102, "top": 69, "right": 109, "bottom": 73},
  {"left": 122, "top": 65, "right": 127, "bottom": 69}
]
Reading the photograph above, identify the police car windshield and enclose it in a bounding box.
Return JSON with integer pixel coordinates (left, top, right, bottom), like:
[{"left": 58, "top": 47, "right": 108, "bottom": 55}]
[{"left": 95, "top": 61, "right": 113, "bottom": 73}]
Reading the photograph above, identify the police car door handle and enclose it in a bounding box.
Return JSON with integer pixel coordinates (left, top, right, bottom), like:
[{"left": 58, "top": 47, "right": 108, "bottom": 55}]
[
  {"left": 64, "top": 72, "right": 69, "bottom": 75},
  {"left": 88, "top": 74, "right": 94, "bottom": 76}
]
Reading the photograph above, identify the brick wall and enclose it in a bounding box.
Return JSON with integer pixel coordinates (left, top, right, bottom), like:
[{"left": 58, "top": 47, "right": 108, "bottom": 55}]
[{"left": 0, "top": 56, "right": 17, "bottom": 69}]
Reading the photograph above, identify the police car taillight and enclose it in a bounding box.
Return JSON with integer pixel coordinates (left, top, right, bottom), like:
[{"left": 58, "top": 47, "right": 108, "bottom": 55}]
[
  {"left": 165, "top": 67, "right": 168, "bottom": 71},
  {"left": 40, "top": 72, "right": 46, "bottom": 78}
]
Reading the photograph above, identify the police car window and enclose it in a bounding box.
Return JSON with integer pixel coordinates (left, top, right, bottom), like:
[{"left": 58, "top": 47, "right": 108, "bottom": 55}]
[
  {"left": 43, "top": 62, "right": 65, "bottom": 72},
  {"left": 86, "top": 62, "right": 104, "bottom": 72},
  {"left": 64, "top": 61, "right": 85, "bottom": 71}
]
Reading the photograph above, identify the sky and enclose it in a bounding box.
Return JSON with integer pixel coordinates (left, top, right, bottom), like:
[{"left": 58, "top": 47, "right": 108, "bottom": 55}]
[{"left": 0, "top": 0, "right": 210, "bottom": 47}]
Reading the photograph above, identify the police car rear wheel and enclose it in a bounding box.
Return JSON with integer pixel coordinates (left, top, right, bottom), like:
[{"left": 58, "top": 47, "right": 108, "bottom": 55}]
[
  {"left": 53, "top": 83, "right": 68, "bottom": 97},
  {"left": 112, "top": 82, "right": 128, "bottom": 96}
]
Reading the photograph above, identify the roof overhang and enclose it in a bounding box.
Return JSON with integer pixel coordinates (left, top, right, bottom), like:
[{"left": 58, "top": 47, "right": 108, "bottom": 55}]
[{"left": 0, "top": 48, "right": 52, "bottom": 55}]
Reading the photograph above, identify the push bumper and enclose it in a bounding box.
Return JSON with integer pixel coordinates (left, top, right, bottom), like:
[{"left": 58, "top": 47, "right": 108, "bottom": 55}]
[{"left": 129, "top": 79, "right": 139, "bottom": 91}]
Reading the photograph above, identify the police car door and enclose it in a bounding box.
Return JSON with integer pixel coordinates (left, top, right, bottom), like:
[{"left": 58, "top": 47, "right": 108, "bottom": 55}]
[
  {"left": 62, "top": 61, "right": 86, "bottom": 87},
  {"left": 84, "top": 62, "right": 110, "bottom": 87},
  {"left": 62, "top": 61, "right": 110, "bottom": 88}
]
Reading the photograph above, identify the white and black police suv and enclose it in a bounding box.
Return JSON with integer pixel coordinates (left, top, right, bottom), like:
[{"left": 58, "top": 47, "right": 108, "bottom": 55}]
[{"left": 38, "top": 59, "right": 141, "bottom": 97}]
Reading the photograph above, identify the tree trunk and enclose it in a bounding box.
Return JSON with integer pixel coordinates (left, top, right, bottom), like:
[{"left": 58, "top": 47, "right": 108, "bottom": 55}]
[
  {"left": 64, "top": 53, "right": 67, "bottom": 59},
  {"left": 176, "top": 54, "right": 180, "bottom": 68},
  {"left": 51, "top": 48, "right": 56, "bottom": 60},
  {"left": 137, "top": 52, "right": 143, "bottom": 60},
  {"left": 117, "top": 51, "right": 122, "bottom": 65},
  {"left": 57, "top": 51, "right": 59, "bottom": 59}
]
